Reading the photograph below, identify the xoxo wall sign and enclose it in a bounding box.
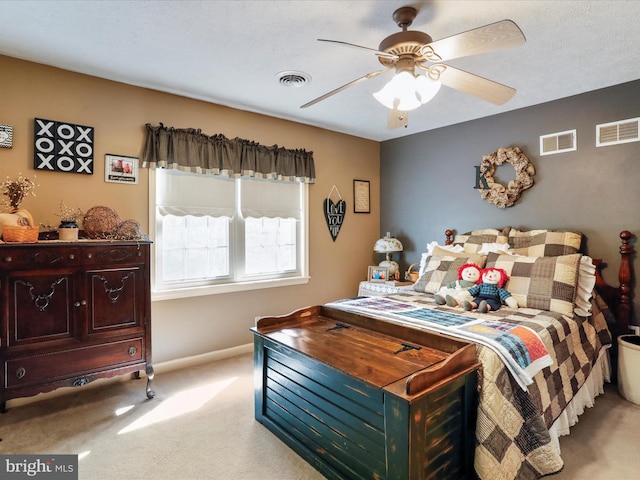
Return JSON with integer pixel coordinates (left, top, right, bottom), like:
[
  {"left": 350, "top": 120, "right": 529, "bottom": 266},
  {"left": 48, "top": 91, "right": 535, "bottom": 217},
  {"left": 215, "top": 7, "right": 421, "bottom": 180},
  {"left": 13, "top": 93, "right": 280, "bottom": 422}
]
[{"left": 34, "top": 118, "right": 94, "bottom": 175}]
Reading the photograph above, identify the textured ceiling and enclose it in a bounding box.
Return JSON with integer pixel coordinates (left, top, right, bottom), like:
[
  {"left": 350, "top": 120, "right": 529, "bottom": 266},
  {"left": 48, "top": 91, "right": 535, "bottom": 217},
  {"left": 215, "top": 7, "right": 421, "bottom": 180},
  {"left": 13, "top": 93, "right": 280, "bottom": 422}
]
[{"left": 1, "top": 1, "right": 639, "bottom": 141}]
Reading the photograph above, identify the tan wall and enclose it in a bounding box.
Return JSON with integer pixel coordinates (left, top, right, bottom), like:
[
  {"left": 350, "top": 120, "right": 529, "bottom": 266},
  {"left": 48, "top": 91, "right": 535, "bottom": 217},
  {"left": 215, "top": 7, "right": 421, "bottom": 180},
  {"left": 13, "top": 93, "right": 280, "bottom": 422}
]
[{"left": 0, "top": 55, "right": 381, "bottom": 363}]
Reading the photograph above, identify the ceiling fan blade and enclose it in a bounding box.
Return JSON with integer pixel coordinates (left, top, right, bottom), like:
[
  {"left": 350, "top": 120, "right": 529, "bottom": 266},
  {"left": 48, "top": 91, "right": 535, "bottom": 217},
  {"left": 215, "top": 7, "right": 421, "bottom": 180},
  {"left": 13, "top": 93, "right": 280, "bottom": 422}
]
[
  {"left": 421, "top": 19, "right": 525, "bottom": 62},
  {"left": 430, "top": 64, "right": 516, "bottom": 105},
  {"left": 317, "top": 39, "right": 398, "bottom": 59},
  {"left": 300, "top": 67, "right": 393, "bottom": 108}
]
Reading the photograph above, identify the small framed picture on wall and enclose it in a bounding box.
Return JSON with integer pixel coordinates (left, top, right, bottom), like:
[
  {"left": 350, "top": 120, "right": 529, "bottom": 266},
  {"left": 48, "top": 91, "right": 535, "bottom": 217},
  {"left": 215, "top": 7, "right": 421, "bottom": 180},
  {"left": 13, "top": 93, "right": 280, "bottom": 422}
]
[
  {"left": 353, "top": 179, "right": 370, "bottom": 213},
  {"left": 105, "top": 154, "right": 139, "bottom": 184},
  {"left": 0, "top": 124, "right": 13, "bottom": 148}
]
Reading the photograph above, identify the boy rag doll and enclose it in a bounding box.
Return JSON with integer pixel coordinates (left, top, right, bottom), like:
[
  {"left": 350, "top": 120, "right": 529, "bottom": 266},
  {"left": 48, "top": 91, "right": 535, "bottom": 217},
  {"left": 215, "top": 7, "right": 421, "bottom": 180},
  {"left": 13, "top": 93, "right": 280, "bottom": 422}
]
[
  {"left": 434, "top": 263, "right": 482, "bottom": 307},
  {"left": 463, "top": 267, "right": 518, "bottom": 313}
]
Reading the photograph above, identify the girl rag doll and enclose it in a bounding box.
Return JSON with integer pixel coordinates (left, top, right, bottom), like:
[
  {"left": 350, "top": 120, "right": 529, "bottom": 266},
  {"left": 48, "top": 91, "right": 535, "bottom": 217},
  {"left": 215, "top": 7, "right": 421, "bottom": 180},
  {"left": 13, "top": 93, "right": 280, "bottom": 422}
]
[
  {"left": 463, "top": 267, "right": 518, "bottom": 313},
  {"left": 434, "top": 263, "right": 482, "bottom": 307}
]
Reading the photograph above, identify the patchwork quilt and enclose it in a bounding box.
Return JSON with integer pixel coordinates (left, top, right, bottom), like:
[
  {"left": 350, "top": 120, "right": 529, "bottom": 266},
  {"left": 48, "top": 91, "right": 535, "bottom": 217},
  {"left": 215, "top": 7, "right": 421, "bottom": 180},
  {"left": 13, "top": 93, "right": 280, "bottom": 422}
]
[{"left": 327, "top": 290, "right": 612, "bottom": 480}]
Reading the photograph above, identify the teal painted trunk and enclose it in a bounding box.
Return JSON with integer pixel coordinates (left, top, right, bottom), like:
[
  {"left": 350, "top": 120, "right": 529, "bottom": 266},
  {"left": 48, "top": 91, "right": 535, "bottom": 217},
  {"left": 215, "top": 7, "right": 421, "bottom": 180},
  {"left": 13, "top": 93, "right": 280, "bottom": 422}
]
[{"left": 252, "top": 306, "right": 479, "bottom": 480}]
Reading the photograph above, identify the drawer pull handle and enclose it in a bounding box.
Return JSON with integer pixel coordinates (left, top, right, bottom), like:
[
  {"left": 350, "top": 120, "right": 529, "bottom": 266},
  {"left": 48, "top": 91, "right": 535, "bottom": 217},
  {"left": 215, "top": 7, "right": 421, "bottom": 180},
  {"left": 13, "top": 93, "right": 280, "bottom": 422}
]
[
  {"left": 394, "top": 343, "right": 421, "bottom": 355},
  {"left": 74, "top": 300, "right": 87, "bottom": 307},
  {"left": 16, "top": 367, "right": 26, "bottom": 379},
  {"left": 68, "top": 254, "right": 75, "bottom": 260},
  {"left": 4, "top": 256, "right": 11, "bottom": 262},
  {"left": 73, "top": 377, "right": 89, "bottom": 387},
  {"left": 86, "top": 253, "right": 92, "bottom": 259},
  {"left": 128, "top": 346, "right": 137, "bottom": 356}
]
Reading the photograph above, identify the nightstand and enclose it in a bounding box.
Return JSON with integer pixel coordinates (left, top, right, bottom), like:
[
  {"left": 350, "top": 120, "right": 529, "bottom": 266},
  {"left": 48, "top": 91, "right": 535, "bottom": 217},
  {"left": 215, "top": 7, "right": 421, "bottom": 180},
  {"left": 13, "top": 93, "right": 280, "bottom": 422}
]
[{"left": 358, "top": 281, "right": 414, "bottom": 297}]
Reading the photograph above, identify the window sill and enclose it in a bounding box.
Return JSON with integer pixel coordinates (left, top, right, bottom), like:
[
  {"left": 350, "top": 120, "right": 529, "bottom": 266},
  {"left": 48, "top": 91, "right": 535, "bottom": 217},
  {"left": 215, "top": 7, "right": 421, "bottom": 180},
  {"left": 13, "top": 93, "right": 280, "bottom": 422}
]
[{"left": 152, "top": 275, "right": 310, "bottom": 302}]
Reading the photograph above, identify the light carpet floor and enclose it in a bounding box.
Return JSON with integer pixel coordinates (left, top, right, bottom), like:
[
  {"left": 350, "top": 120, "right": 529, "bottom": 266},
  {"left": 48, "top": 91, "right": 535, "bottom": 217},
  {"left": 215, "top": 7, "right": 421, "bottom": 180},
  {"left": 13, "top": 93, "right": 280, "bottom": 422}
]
[{"left": 1, "top": 352, "right": 639, "bottom": 479}]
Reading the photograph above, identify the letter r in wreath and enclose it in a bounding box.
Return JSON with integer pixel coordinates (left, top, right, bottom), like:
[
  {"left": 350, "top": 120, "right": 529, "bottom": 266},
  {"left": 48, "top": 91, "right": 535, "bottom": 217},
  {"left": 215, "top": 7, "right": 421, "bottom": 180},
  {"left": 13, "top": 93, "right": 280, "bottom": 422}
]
[{"left": 476, "top": 147, "right": 535, "bottom": 208}]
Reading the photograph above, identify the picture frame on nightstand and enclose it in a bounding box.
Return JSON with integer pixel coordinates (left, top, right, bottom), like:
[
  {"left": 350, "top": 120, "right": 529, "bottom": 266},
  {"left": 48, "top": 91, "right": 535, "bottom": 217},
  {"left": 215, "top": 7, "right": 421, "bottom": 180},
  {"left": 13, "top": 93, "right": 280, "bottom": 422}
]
[{"left": 367, "top": 265, "right": 389, "bottom": 283}]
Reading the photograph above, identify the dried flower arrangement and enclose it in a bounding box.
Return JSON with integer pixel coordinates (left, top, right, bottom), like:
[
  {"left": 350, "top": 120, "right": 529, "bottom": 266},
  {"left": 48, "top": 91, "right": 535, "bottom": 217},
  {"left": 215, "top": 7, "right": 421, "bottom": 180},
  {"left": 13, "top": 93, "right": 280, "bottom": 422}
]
[
  {"left": 1, "top": 173, "right": 37, "bottom": 211},
  {"left": 56, "top": 201, "right": 84, "bottom": 226}
]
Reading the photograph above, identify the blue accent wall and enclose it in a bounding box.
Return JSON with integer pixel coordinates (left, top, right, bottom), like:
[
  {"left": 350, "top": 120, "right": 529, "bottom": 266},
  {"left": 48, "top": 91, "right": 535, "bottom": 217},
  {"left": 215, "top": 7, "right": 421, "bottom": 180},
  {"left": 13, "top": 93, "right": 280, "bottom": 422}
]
[{"left": 380, "top": 79, "right": 640, "bottom": 319}]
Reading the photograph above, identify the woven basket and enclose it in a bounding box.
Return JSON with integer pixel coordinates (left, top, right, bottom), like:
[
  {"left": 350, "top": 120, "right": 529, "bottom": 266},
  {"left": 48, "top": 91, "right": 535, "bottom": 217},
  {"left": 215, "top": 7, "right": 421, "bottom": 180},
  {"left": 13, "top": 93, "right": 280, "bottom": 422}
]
[
  {"left": 406, "top": 263, "right": 420, "bottom": 283},
  {"left": 2, "top": 209, "right": 39, "bottom": 243}
]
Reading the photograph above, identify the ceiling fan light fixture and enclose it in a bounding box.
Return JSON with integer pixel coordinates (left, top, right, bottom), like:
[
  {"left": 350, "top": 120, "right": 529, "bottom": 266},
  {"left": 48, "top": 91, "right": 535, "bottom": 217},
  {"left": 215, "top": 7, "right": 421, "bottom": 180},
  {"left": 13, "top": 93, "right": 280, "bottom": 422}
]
[
  {"left": 415, "top": 75, "right": 441, "bottom": 104},
  {"left": 373, "top": 71, "right": 434, "bottom": 111}
]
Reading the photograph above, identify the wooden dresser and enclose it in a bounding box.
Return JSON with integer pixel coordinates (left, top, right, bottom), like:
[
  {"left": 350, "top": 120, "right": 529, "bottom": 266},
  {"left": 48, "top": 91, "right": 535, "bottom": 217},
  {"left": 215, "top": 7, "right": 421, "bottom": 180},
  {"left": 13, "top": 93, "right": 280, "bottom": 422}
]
[
  {"left": 252, "top": 305, "right": 479, "bottom": 480},
  {"left": 0, "top": 240, "right": 154, "bottom": 412}
]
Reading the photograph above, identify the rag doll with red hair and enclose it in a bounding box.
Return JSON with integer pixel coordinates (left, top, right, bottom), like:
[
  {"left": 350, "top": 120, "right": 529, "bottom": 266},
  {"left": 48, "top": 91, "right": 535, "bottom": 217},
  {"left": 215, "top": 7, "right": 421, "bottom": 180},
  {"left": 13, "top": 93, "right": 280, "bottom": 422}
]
[
  {"left": 434, "top": 263, "right": 482, "bottom": 307},
  {"left": 463, "top": 267, "right": 518, "bottom": 313}
]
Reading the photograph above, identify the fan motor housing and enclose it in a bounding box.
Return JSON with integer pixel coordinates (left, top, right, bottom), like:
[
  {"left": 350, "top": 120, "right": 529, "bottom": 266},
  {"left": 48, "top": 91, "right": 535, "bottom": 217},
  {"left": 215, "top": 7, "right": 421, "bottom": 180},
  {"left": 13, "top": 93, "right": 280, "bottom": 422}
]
[{"left": 378, "top": 30, "right": 433, "bottom": 66}]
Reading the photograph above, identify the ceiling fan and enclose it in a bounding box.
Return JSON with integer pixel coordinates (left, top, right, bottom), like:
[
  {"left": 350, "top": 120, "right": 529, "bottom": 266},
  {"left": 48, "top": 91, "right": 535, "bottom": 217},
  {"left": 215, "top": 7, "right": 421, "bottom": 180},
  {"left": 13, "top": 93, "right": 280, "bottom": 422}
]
[{"left": 301, "top": 6, "right": 526, "bottom": 129}]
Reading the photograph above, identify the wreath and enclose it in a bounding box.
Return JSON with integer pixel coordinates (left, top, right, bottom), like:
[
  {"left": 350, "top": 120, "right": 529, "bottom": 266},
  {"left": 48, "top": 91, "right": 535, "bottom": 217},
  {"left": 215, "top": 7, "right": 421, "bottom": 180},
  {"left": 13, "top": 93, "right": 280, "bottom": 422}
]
[{"left": 478, "top": 147, "right": 535, "bottom": 208}]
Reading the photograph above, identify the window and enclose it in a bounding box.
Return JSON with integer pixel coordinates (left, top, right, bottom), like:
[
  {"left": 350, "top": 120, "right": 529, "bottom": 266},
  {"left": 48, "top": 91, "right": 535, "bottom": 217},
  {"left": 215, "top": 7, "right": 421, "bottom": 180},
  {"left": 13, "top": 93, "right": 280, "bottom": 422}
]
[{"left": 150, "top": 168, "right": 309, "bottom": 299}]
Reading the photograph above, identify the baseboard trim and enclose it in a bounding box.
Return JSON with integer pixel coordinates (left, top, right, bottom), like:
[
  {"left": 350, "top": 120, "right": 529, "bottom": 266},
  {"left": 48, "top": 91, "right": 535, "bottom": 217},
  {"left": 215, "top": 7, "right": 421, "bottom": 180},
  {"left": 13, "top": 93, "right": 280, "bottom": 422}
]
[
  {"left": 4, "top": 343, "right": 254, "bottom": 410},
  {"left": 154, "top": 343, "right": 253, "bottom": 374}
]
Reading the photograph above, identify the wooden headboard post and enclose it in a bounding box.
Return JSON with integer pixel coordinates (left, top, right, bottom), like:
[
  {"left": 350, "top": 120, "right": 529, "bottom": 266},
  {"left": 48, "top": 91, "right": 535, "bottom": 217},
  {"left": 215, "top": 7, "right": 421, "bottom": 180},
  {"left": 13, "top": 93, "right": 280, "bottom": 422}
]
[
  {"left": 616, "top": 230, "right": 634, "bottom": 334},
  {"left": 445, "top": 229, "right": 454, "bottom": 245},
  {"left": 590, "top": 231, "right": 634, "bottom": 336}
]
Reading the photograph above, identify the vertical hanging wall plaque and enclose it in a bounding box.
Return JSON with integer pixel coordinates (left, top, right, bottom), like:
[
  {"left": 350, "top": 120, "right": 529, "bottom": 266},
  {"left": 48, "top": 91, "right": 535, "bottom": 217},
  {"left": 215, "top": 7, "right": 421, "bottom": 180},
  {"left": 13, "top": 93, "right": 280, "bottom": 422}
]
[
  {"left": 34, "top": 118, "right": 94, "bottom": 174},
  {"left": 324, "top": 185, "right": 346, "bottom": 242}
]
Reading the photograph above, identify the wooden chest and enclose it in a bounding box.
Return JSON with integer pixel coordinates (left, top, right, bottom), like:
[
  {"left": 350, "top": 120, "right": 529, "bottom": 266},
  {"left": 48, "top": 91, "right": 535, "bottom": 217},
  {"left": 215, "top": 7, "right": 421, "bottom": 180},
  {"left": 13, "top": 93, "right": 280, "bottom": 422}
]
[{"left": 252, "top": 305, "right": 480, "bottom": 480}]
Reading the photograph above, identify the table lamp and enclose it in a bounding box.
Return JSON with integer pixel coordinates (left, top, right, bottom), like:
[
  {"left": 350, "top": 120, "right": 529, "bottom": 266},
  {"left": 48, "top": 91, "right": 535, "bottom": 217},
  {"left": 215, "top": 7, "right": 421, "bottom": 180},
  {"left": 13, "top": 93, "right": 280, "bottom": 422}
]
[{"left": 373, "top": 232, "right": 403, "bottom": 278}]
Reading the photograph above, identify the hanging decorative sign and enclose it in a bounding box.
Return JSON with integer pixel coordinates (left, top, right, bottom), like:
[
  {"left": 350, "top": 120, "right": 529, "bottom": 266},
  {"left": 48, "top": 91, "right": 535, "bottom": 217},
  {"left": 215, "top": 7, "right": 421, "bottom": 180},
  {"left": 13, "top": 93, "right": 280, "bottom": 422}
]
[
  {"left": 34, "top": 118, "right": 94, "bottom": 175},
  {"left": 324, "top": 185, "right": 346, "bottom": 242},
  {"left": 473, "top": 146, "right": 535, "bottom": 208}
]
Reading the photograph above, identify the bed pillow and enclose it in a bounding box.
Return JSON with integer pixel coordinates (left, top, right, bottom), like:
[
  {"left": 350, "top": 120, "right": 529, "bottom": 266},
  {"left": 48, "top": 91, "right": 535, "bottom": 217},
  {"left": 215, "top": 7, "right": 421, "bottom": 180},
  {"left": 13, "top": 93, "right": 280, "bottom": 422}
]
[
  {"left": 414, "top": 253, "right": 486, "bottom": 294},
  {"left": 575, "top": 255, "right": 597, "bottom": 316},
  {"left": 508, "top": 229, "right": 582, "bottom": 257},
  {"left": 485, "top": 252, "right": 582, "bottom": 316},
  {"left": 419, "top": 243, "right": 465, "bottom": 276},
  {"left": 477, "top": 242, "right": 512, "bottom": 255},
  {"left": 453, "top": 228, "right": 510, "bottom": 254}
]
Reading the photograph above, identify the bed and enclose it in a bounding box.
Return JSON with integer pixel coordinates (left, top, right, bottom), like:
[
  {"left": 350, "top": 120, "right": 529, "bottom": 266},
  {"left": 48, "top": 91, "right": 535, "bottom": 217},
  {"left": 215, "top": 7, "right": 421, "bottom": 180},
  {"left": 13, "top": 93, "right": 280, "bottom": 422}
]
[{"left": 323, "top": 227, "right": 634, "bottom": 480}]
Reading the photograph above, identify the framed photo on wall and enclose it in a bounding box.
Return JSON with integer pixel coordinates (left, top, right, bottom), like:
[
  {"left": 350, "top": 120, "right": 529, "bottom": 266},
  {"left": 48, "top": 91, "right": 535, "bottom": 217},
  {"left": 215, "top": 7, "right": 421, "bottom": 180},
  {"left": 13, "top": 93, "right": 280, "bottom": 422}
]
[
  {"left": 353, "top": 179, "right": 370, "bottom": 213},
  {"left": 105, "top": 154, "right": 139, "bottom": 184},
  {"left": 0, "top": 124, "right": 13, "bottom": 148},
  {"left": 367, "top": 265, "right": 388, "bottom": 283}
]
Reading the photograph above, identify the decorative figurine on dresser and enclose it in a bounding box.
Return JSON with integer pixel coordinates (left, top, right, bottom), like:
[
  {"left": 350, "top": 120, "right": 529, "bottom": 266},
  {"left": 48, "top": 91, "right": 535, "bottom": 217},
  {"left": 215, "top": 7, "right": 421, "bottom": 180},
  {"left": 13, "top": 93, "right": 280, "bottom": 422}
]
[{"left": 0, "top": 240, "right": 154, "bottom": 412}]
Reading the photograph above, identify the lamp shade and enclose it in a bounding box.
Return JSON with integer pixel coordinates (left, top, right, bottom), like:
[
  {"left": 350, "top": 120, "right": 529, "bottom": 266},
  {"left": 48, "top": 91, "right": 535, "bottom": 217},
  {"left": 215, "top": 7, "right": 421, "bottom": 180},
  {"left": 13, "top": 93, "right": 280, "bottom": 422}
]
[{"left": 374, "top": 233, "right": 403, "bottom": 253}]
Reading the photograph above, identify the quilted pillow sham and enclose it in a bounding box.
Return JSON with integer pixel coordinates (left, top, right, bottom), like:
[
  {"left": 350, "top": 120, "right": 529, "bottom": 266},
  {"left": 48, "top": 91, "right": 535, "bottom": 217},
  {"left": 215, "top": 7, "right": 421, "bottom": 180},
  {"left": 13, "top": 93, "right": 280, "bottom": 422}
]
[
  {"left": 453, "top": 228, "right": 510, "bottom": 254},
  {"left": 485, "top": 252, "right": 582, "bottom": 317},
  {"left": 508, "top": 229, "right": 582, "bottom": 257},
  {"left": 414, "top": 253, "right": 486, "bottom": 294}
]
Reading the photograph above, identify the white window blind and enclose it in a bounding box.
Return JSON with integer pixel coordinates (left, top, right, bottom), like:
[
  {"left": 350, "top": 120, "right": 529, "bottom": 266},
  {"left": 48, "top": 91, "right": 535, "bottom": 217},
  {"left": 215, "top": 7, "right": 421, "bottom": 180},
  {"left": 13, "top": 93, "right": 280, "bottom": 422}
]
[
  {"left": 157, "top": 168, "right": 235, "bottom": 217},
  {"left": 241, "top": 178, "right": 301, "bottom": 219}
]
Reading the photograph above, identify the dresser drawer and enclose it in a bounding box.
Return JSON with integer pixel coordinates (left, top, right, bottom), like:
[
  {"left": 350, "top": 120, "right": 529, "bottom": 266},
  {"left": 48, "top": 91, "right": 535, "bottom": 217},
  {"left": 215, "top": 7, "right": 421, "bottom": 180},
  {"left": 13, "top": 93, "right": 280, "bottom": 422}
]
[
  {"left": 4, "top": 338, "right": 144, "bottom": 389},
  {"left": 83, "top": 245, "right": 145, "bottom": 267},
  {"left": 0, "top": 246, "right": 82, "bottom": 270}
]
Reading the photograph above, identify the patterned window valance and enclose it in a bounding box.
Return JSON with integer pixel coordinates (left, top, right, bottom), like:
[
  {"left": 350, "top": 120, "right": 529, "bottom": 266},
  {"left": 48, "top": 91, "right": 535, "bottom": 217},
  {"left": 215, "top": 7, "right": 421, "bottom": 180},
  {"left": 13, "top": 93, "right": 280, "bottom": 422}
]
[{"left": 141, "top": 124, "right": 315, "bottom": 184}]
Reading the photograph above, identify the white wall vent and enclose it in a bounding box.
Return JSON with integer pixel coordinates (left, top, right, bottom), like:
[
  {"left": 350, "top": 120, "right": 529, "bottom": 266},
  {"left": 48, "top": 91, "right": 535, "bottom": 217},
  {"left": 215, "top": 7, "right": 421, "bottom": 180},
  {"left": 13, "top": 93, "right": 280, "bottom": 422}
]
[
  {"left": 540, "top": 129, "right": 577, "bottom": 156},
  {"left": 596, "top": 117, "right": 640, "bottom": 147}
]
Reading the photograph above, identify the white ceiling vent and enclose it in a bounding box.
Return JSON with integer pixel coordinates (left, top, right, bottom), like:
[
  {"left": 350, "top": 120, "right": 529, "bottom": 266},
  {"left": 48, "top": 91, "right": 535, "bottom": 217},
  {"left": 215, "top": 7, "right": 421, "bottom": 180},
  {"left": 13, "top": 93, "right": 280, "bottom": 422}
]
[
  {"left": 540, "top": 129, "right": 576, "bottom": 156},
  {"left": 275, "top": 70, "right": 311, "bottom": 88},
  {"left": 596, "top": 117, "right": 640, "bottom": 147}
]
